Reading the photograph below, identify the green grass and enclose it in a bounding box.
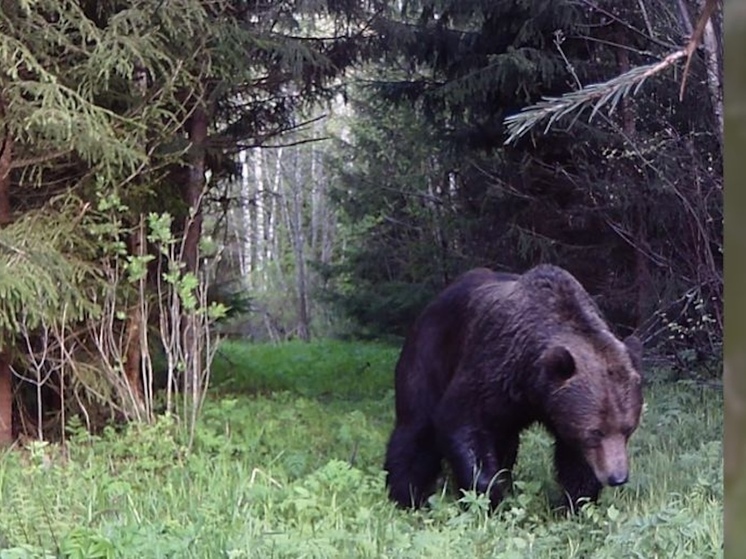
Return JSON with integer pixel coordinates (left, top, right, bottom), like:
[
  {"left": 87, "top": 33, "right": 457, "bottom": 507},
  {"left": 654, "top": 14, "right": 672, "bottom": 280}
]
[
  {"left": 0, "top": 340, "right": 722, "bottom": 558},
  {"left": 210, "top": 339, "right": 398, "bottom": 399}
]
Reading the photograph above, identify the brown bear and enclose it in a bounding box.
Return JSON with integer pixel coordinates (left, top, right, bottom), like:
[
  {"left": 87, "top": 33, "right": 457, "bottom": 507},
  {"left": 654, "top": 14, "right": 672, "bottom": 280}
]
[{"left": 383, "top": 264, "right": 643, "bottom": 511}]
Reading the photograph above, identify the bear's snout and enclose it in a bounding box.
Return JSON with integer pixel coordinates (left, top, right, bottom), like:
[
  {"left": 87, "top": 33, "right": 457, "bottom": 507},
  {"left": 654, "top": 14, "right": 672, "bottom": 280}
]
[
  {"left": 606, "top": 470, "right": 628, "bottom": 486},
  {"left": 587, "top": 434, "right": 630, "bottom": 487}
]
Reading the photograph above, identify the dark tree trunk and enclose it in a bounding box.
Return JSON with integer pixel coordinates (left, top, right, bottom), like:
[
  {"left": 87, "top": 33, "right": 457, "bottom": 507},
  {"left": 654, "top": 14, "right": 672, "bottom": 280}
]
[
  {"left": 0, "top": 99, "right": 13, "bottom": 444},
  {"left": 178, "top": 105, "right": 208, "bottom": 395},
  {"left": 0, "top": 355, "right": 11, "bottom": 445},
  {"left": 123, "top": 221, "right": 145, "bottom": 413},
  {"left": 183, "top": 106, "right": 208, "bottom": 275},
  {"left": 615, "top": 32, "right": 650, "bottom": 328}
]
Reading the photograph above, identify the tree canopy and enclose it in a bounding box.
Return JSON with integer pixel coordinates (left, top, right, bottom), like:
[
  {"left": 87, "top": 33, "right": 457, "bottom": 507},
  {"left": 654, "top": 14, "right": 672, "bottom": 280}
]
[{"left": 324, "top": 0, "right": 721, "bottom": 358}]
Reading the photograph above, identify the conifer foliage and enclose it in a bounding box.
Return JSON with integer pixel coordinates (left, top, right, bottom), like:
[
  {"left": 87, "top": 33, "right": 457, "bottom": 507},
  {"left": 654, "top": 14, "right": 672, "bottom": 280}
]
[
  {"left": 0, "top": 0, "right": 369, "bottom": 442},
  {"left": 327, "top": 0, "right": 722, "bottom": 369}
]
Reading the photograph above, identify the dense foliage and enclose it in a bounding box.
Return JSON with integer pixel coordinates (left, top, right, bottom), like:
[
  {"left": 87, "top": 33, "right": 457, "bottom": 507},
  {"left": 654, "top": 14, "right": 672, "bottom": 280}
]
[
  {"left": 0, "top": 0, "right": 375, "bottom": 438},
  {"left": 323, "top": 0, "right": 722, "bottom": 368}
]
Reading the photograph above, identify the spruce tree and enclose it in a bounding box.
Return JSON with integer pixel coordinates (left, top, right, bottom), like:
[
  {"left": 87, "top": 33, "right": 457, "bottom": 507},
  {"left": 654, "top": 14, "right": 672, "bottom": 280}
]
[
  {"left": 330, "top": 0, "right": 722, "bottom": 362},
  {"left": 0, "top": 0, "right": 372, "bottom": 441}
]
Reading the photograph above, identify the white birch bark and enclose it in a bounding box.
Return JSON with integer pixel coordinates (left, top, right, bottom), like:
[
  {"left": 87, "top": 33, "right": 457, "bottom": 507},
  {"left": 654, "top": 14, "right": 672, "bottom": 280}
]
[
  {"left": 292, "top": 149, "right": 310, "bottom": 340},
  {"left": 237, "top": 149, "right": 251, "bottom": 282},
  {"left": 676, "top": 0, "right": 723, "bottom": 139},
  {"left": 700, "top": 1, "right": 723, "bottom": 139}
]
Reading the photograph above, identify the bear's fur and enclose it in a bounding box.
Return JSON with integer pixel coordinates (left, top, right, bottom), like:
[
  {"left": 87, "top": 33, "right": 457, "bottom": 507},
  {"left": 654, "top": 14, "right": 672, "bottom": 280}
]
[{"left": 383, "top": 264, "right": 643, "bottom": 510}]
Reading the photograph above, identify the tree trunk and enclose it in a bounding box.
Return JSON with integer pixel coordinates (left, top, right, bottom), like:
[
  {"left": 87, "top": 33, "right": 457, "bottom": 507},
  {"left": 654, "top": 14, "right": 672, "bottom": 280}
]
[
  {"left": 241, "top": 150, "right": 257, "bottom": 287},
  {"left": 254, "top": 147, "right": 271, "bottom": 286},
  {"left": 699, "top": 0, "right": 723, "bottom": 140},
  {"left": 269, "top": 148, "right": 286, "bottom": 292},
  {"left": 237, "top": 149, "right": 250, "bottom": 281},
  {"left": 123, "top": 220, "right": 145, "bottom": 418},
  {"left": 249, "top": 148, "right": 264, "bottom": 286},
  {"left": 183, "top": 106, "right": 208, "bottom": 275},
  {"left": 0, "top": 98, "right": 13, "bottom": 444},
  {"left": 178, "top": 105, "right": 208, "bottom": 403},
  {"left": 615, "top": 32, "right": 650, "bottom": 328},
  {"left": 677, "top": 0, "right": 723, "bottom": 140},
  {"left": 292, "top": 150, "right": 310, "bottom": 341},
  {"left": 310, "top": 144, "right": 319, "bottom": 257},
  {"left": 318, "top": 159, "right": 334, "bottom": 266}
]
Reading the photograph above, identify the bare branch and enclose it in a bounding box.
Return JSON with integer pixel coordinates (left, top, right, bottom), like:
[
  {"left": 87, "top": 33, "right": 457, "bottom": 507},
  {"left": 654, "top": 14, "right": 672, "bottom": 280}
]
[{"left": 679, "top": 0, "right": 722, "bottom": 100}]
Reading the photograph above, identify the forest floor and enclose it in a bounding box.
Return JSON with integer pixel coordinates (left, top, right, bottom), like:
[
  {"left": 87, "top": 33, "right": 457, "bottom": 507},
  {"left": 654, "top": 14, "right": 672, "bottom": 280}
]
[{"left": 0, "top": 340, "right": 722, "bottom": 558}]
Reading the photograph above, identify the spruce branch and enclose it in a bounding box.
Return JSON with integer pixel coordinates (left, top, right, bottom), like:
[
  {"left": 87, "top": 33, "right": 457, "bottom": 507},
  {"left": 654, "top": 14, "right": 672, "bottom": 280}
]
[
  {"left": 503, "top": 48, "right": 687, "bottom": 145},
  {"left": 504, "top": 0, "right": 721, "bottom": 145}
]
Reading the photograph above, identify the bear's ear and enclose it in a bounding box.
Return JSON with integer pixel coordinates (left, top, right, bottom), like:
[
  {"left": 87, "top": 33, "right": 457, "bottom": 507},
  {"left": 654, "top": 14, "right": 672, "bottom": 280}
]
[
  {"left": 623, "top": 335, "right": 643, "bottom": 371},
  {"left": 540, "top": 346, "right": 576, "bottom": 382}
]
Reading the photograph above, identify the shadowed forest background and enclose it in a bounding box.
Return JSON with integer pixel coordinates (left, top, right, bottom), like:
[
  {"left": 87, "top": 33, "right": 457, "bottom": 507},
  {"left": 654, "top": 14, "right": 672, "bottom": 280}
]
[{"left": 211, "top": 0, "right": 722, "bottom": 361}]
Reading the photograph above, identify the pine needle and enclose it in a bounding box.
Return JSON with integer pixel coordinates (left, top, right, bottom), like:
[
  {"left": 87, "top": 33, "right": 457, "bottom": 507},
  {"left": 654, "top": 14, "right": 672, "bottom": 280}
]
[{"left": 503, "top": 49, "right": 688, "bottom": 145}]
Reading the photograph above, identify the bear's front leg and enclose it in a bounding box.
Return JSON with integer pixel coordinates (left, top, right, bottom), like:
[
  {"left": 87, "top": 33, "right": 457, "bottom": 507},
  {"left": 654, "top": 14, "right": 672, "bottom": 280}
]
[
  {"left": 384, "top": 422, "right": 442, "bottom": 508},
  {"left": 554, "top": 440, "right": 603, "bottom": 511},
  {"left": 491, "top": 431, "right": 519, "bottom": 494},
  {"left": 434, "top": 417, "right": 505, "bottom": 507}
]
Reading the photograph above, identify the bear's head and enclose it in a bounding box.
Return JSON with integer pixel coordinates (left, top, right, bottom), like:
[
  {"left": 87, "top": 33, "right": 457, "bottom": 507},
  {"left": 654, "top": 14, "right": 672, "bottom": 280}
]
[{"left": 538, "top": 334, "right": 643, "bottom": 487}]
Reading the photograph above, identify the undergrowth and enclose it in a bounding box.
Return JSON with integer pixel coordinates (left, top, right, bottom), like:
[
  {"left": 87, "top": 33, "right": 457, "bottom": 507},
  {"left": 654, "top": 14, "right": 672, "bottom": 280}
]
[{"left": 0, "top": 339, "right": 723, "bottom": 558}]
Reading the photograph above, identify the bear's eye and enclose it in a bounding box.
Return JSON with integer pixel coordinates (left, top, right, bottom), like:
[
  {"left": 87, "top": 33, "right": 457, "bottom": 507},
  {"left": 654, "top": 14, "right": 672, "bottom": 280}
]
[{"left": 584, "top": 430, "right": 603, "bottom": 447}]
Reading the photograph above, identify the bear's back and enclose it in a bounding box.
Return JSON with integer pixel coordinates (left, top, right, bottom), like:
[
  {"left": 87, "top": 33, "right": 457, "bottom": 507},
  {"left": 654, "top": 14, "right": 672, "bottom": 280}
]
[{"left": 393, "top": 269, "right": 518, "bottom": 417}]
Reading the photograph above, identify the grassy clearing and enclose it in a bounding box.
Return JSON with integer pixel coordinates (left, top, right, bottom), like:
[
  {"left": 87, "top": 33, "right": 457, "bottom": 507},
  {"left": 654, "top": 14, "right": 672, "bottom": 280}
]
[{"left": 0, "top": 340, "right": 722, "bottom": 558}]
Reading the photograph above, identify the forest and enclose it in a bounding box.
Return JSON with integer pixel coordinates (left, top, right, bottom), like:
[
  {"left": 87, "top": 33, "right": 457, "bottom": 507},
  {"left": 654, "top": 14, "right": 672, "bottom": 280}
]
[{"left": 0, "top": 0, "right": 723, "bottom": 557}]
